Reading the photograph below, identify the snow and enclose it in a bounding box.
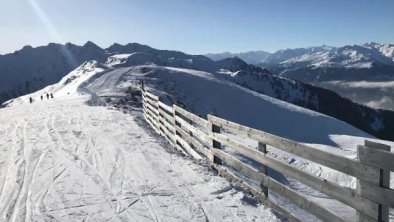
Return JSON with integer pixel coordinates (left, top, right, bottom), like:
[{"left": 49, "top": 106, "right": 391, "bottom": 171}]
[
  {"left": 105, "top": 53, "right": 158, "bottom": 68},
  {"left": 0, "top": 42, "right": 109, "bottom": 104},
  {"left": 82, "top": 64, "right": 394, "bottom": 219},
  {"left": 105, "top": 53, "right": 133, "bottom": 66},
  {"left": 2, "top": 60, "right": 394, "bottom": 221},
  {"left": 4, "top": 61, "right": 111, "bottom": 106},
  {"left": 208, "top": 43, "right": 394, "bottom": 68},
  {"left": 0, "top": 95, "right": 279, "bottom": 221}
]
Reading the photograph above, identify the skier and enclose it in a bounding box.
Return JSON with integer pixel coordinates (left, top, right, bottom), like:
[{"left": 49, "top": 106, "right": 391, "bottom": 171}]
[
  {"left": 41, "top": 95, "right": 43, "bottom": 100},
  {"left": 46, "top": 93, "right": 49, "bottom": 100},
  {"left": 50, "top": 93, "right": 54, "bottom": 99},
  {"left": 29, "top": 97, "right": 33, "bottom": 103}
]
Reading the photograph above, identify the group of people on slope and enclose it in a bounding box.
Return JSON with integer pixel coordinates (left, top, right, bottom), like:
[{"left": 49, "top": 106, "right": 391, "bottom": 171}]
[{"left": 29, "top": 93, "right": 54, "bottom": 103}]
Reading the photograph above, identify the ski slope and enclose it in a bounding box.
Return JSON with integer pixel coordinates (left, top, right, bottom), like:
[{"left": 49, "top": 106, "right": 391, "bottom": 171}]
[
  {"left": 2, "top": 59, "right": 394, "bottom": 221},
  {"left": 3, "top": 61, "right": 111, "bottom": 107},
  {"left": 0, "top": 95, "right": 279, "bottom": 221}
]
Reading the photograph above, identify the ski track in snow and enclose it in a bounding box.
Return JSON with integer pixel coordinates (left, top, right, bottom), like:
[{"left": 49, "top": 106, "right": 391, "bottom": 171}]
[{"left": 0, "top": 96, "right": 279, "bottom": 222}]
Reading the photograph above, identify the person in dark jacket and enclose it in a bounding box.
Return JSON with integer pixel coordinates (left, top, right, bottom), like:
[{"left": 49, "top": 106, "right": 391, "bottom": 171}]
[
  {"left": 50, "top": 93, "right": 54, "bottom": 99},
  {"left": 46, "top": 94, "right": 49, "bottom": 100},
  {"left": 29, "top": 97, "right": 33, "bottom": 103},
  {"left": 41, "top": 95, "right": 43, "bottom": 100}
]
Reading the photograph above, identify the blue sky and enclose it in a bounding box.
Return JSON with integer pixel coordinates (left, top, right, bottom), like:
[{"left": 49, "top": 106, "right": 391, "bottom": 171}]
[{"left": 1, "top": 0, "right": 393, "bottom": 54}]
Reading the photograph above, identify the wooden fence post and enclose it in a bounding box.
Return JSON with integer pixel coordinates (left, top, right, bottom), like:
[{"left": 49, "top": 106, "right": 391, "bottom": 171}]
[
  {"left": 208, "top": 115, "right": 222, "bottom": 165},
  {"left": 258, "top": 142, "right": 268, "bottom": 198},
  {"left": 157, "top": 99, "right": 164, "bottom": 136},
  {"left": 170, "top": 105, "right": 176, "bottom": 145},
  {"left": 188, "top": 119, "right": 195, "bottom": 150},
  {"left": 357, "top": 140, "right": 390, "bottom": 222},
  {"left": 173, "top": 105, "right": 183, "bottom": 152},
  {"left": 141, "top": 88, "right": 145, "bottom": 115},
  {"left": 152, "top": 97, "right": 159, "bottom": 134},
  {"left": 141, "top": 89, "right": 149, "bottom": 125}
]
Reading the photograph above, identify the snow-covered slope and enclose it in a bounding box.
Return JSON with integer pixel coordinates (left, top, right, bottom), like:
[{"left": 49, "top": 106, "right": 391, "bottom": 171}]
[
  {"left": 2, "top": 42, "right": 394, "bottom": 140},
  {"left": 86, "top": 65, "right": 373, "bottom": 144},
  {"left": 207, "top": 43, "right": 394, "bottom": 111},
  {"left": 83, "top": 64, "right": 394, "bottom": 220},
  {"left": 0, "top": 41, "right": 108, "bottom": 103},
  {"left": 0, "top": 42, "right": 268, "bottom": 105},
  {"left": 0, "top": 94, "right": 280, "bottom": 221},
  {"left": 3, "top": 61, "right": 111, "bottom": 106},
  {"left": 269, "top": 43, "right": 394, "bottom": 68},
  {"left": 2, "top": 61, "right": 393, "bottom": 220},
  {"left": 274, "top": 46, "right": 394, "bottom": 110},
  {"left": 206, "top": 43, "right": 394, "bottom": 67}
]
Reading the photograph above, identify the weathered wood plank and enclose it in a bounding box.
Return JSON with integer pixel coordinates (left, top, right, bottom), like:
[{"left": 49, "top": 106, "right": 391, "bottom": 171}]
[
  {"left": 175, "top": 125, "right": 211, "bottom": 158},
  {"left": 147, "top": 115, "right": 160, "bottom": 133},
  {"left": 174, "top": 116, "right": 210, "bottom": 144},
  {"left": 357, "top": 146, "right": 381, "bottom": 222},
  {"left": 209, "top": 131, "right": 379, "bottom": 219},
  {"left": 211, "top": 148, "right": 264, "bottom": 182},
  {"left": 174, "top": 105, "right": 208, "bottom": 128},
  {"left": 159, "top": 122, "right": 175, "bottom": 145},
  {"left": 212, "top": 164, "right": 303, "bottom": 222},
  {"left": 174, "top": 134, "right": 202, "bottom": 160},
  {"left": 146, "top": 105, "right": 159, "bottom": 119},
  {"left": 159, "top": 117, "right": 175, "bottom": 134},
  {"left": 357, "top": 141, "right": 391, "bottom": 222},
  {"left": 358, "top": 144, "right": 394, "bottom": 172},
  {"left": 158, "top": 109, "right": 175, "bottom": 130},
  {"left": 213, "top": 163, "right": 345, "bottom": 222},
  {"left": 170, "top": 105, "right": 178, "bottom": 146},
  {"left": 143, "top": 113, "right": 153, "bottom": 127},
  {"left": 145, "top": 109, "right": 160, "bottom": 131},
  {"left": 145, "top": 90, "right": 159, "bottom": 101},
  {"left": 143, "top": 93, "right": 158, "bottom": 108},
  {"left": 258, "top": 142, "right": 269, "bottom": 197},
  {"left": 159, "top": 108, "right": 175, "bottom": 125},
  {"left": 263, "top": 172, "right": 346, "bottom": 222},
  {"left": 158, "top": 101, "right": 173, "bottom": 114},
  {"left": 146, "top": 106, "right": 159, "bottom": 122},
  {"left": 142, "top": 92, "right": 148, "bottom": 102},
  {"left": 146, "top": 97, "right": 159, "bottom": 110},
  {"left": 208, "top": 115, "right": 380, "bottom": 185},
  {"left": 356, "top": 178, "right": 394, "bottom": 208},
  {"left": 208, "top": 115, "right": 222, "bottom": 165},
  {"left": 145, "top": 101, "right": 159, "bottom": 116},
  {"left": 144, "top": 113, "right": 160, "bottom": 134}
]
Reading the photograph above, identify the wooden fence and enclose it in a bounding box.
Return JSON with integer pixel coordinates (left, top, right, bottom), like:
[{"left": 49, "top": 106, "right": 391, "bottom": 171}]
[{"left": 141, "top": 88, "right": 393, "bottom": 222}]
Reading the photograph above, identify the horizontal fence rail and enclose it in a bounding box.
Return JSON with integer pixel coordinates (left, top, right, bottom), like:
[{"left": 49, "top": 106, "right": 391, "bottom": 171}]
[{"left": 140, "top": 88, "right": 393, "bottom": 222}]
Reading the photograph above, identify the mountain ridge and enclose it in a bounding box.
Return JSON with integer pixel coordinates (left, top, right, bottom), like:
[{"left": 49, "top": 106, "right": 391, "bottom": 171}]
[
  {"left": 205, "top": 42, "right": 394, "bottom": 110},
  {"left": 1, "top": 41, "right": 394, "bottom": 141}
]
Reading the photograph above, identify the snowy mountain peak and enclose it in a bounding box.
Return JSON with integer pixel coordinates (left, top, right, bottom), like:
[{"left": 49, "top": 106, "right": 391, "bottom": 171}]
[{"left": 206, "top": 43, "right": 394, "bottom": 67}]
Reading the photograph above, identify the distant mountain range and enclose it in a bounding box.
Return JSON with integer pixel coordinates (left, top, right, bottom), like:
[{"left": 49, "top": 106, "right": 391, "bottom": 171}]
[
  {"left": 206, "top": 42, "right": 394, "bottom": 68},
  {"left": 205, "top": 43, "right": 394, "bottom": 110},
  {"left": 0, "top": 41, "right": 268, "bottom": 104},
  {"left": 1, "top": 42, "right": 394, "bottom": 141},
  {"left": 205, "top": 51, "right": 271, "bottom": 65}
]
